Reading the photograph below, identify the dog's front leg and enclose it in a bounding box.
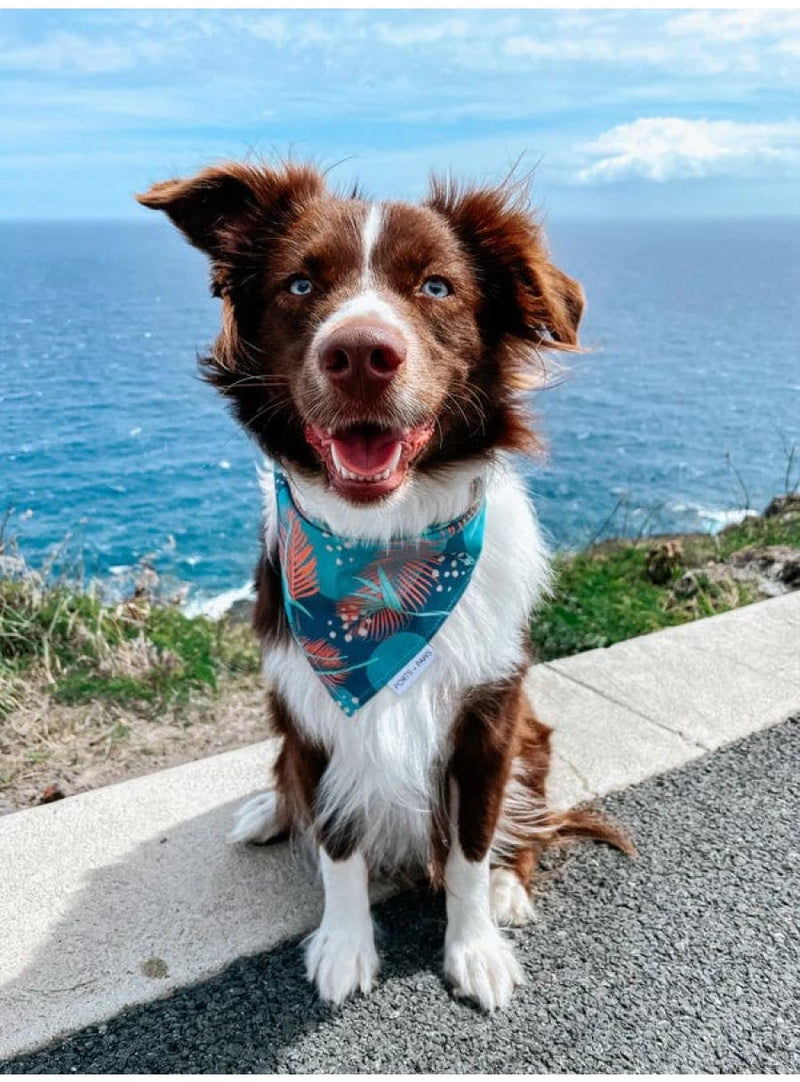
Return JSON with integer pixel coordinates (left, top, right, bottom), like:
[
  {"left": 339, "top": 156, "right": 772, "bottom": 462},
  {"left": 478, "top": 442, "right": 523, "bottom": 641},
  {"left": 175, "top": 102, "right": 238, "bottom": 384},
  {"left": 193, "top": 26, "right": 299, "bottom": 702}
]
[
  {"left": 443, "top": 677, "right": 525, "bottom": 1011},
  {"left": 305, "top": 847, "right": 379, "bottom": 1005},
  {"left": 254, "top": 693, "right": 378, "bottom": 1005}
]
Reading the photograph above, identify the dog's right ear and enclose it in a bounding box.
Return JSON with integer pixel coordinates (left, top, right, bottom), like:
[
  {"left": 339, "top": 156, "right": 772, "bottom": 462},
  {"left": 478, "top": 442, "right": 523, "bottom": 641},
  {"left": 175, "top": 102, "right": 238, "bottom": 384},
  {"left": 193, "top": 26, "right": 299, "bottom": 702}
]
[{"left": 136, "top": 162, "right": 325, "bottom": 291}]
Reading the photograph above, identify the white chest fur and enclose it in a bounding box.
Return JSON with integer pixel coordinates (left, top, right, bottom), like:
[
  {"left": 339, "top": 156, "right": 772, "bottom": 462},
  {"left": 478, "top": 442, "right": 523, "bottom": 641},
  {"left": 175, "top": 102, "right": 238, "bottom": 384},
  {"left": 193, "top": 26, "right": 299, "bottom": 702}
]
[{"left": 260, "top": 457, "right": 550, "bottom": 869}]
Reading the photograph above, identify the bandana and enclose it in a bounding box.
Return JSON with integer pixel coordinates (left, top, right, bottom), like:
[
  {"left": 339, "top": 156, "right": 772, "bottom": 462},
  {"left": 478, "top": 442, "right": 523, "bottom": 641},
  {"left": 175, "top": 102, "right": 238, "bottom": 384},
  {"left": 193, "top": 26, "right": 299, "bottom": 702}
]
[{"left": 274, "top": 470, "right": 486, "bottom": 716}]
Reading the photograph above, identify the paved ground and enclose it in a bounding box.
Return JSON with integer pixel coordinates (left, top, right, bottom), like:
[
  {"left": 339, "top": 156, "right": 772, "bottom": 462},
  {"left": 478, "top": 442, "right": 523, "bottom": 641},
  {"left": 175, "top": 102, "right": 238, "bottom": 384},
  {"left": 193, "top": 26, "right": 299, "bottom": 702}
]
[
  {"left": 5, "top": 593, "right": 798, "bottom": 1059},
  {"left": 6, "top": 716, "right": 798, "bottom": 1074}
]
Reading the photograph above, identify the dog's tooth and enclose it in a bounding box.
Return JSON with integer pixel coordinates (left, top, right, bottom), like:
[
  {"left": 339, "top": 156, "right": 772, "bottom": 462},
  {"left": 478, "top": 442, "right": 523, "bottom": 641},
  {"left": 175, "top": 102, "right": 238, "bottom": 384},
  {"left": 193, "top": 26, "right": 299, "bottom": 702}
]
[
  {"left": 330, "top": 444, "right": 345, "bottom": 476},
  {"left": 388, "top": 444, "right": 402, "bottom": 473}
]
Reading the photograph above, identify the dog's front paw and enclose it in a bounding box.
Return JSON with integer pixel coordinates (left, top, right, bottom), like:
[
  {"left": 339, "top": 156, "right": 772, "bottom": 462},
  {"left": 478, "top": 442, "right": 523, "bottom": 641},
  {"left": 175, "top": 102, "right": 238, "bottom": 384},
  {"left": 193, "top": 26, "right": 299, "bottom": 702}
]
[
  {"left": 228, "top": 790, "right": 283, "bottom": 844},
  {"left": 490, "top": 867, "right": 536, "bottom": 927},
  {"left": 444, "top": 927, "right": 523, "bottom": 1011},
  {"left": 305, "top": 923, "right": 379, "bottom": 1005}
]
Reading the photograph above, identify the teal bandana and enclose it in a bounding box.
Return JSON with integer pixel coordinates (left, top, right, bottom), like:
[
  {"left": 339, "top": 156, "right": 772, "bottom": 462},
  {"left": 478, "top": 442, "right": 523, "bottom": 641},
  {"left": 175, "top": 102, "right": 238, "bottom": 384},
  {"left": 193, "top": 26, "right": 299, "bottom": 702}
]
[{"left": 274, "top": 470, "right": 486, "bottom": 716}]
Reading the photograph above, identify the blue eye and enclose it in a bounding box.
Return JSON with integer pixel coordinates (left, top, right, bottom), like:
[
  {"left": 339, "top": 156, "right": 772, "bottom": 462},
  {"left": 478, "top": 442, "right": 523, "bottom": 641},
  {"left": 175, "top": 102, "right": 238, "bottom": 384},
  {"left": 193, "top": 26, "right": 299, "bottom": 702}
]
[
  {"left": 420, "top": 277, "right": 451, "bottom": 299},
  {"left": 287, "top": 276, "right": 313, "bottom": 296}
]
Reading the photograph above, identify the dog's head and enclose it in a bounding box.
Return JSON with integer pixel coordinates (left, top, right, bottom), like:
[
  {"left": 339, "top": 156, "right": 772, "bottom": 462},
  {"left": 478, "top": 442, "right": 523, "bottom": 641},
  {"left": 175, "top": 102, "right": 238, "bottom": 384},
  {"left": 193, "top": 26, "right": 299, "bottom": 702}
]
[{"left": 137, "top": 162, "right": 583, "bottom": 505}]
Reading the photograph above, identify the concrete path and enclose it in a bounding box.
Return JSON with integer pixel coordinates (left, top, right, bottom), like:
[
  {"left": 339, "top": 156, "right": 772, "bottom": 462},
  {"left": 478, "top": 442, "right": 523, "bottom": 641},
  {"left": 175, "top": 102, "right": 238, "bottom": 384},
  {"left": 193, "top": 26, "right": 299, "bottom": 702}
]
[
  {"left": 6, "top": 717, "right": 798, "bottom": 1073},
  {"left": 2, "top": 592, "right": 799, "bottom": 1061}
]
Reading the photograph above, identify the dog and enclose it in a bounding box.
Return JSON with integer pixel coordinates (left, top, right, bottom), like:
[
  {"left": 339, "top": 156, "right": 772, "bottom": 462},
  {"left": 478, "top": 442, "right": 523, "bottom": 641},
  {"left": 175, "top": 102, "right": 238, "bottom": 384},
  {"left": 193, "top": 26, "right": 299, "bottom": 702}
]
[{"left": 137, "top": 162, "right": 628, "bottom": 1012}]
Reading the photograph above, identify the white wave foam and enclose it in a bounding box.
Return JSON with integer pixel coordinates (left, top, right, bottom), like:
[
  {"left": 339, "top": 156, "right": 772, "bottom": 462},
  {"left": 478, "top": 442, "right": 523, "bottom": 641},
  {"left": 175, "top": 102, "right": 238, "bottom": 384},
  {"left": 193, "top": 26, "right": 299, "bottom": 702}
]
[
  {"left": 183, "top": 581, "right": 255, "bottom": 621},
  {"left": 671, "top": 502, "right": 758, "bottom": 534}
]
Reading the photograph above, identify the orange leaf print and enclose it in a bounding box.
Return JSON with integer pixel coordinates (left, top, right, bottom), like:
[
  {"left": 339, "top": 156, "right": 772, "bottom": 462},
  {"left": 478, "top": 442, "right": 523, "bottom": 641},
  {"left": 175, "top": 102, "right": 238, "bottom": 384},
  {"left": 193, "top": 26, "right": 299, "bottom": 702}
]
[
  {"left": 336, "top": 602, "right": 407, "bottom": 642},
  {"left": 298, "top": 637, "right": 347, "bottom": 686},
  {"left": 280, "top": 509, "right": 319, "bottom": 602},
  {"left": 336, "top": 550, "right": 441, "bottom": 642}
]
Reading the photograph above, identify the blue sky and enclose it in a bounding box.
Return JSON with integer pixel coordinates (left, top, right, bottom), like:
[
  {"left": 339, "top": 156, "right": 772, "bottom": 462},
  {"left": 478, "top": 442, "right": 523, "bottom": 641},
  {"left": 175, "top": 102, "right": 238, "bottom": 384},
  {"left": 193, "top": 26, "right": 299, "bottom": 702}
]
[{"left": 2, "top": 8, "right": 799, "bottom": 220}]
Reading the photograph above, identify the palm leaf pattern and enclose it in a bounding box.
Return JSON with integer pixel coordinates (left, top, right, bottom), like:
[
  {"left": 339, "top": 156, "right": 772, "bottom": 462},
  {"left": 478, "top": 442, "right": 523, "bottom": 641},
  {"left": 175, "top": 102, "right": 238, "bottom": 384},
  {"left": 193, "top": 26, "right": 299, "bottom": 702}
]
[
  {"left": 298, "top": 636, "right": 348, "bottom": 687},
  {"left": 279, "top": 509, "right": 319, "bottom": 611},
  {"left": 337, "top": 546, "right": 442, "bottom": 641}
]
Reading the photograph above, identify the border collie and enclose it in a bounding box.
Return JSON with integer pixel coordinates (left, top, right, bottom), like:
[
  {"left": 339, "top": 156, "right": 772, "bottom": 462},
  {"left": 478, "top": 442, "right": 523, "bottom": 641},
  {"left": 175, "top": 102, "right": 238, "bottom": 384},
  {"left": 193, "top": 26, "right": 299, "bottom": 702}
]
[{"left": 137, "top": 162, "right": 627, "bottom": 1012}]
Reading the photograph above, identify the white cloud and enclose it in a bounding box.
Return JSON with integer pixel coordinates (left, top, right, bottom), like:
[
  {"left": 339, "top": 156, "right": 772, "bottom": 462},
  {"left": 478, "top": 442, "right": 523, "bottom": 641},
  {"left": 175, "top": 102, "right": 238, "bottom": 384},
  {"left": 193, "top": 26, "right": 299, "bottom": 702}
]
[
  {"left": 0, "top": 29, "right": 171, "bottom": 75},
  {"left": 665, "top": 10, "right": 800, "bottom": 45},
  {"left": 374, "top": 17, "right": 473, "bottom": 48},
  {"left": 506, "top": 9, "right": 800, "bottom": 78},
  {"left": 574, "top": 117, "right": 800, "bottom": 184},
  {"left": 504, "top": 35, "right": 672, "bottom": 67}
]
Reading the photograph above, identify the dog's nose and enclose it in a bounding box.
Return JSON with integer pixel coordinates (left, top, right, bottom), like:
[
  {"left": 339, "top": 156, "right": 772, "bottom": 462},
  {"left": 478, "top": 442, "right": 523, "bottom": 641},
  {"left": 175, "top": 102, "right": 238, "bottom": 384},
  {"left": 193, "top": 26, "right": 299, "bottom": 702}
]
[{"left": 319, "top": 322, "right": 407, "bottom": 396}]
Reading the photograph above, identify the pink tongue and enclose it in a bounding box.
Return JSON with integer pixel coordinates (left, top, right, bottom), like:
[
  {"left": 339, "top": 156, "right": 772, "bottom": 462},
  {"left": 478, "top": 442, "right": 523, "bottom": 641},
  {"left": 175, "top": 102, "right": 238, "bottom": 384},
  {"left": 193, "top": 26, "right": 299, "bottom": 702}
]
[{"left": 332, "top": 431, "right": 401, "bottom": 476}]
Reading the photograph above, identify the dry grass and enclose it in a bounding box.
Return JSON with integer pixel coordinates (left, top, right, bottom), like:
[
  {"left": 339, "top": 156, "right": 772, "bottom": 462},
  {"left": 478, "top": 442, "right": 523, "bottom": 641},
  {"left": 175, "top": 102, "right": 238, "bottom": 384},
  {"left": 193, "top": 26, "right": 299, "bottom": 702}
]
[
  {"left": 0, "top": 672, "right": 268, "bottom": 815},
  {"left": 0, "top": 538, "right": 264, "bottom": 812},
  {"left": 3, "top": 494, "right": 798, "bottom": 815}
]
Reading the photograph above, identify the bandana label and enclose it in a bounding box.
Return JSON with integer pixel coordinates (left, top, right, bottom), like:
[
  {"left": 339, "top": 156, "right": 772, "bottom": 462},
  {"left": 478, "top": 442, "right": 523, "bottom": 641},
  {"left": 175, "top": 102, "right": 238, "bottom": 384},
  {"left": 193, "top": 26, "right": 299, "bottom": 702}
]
[
  {"left": 274, "top": 470, "right": 486, "bottom": 716},
  {"left": 388, "top": 643, "right": 437, "bottom": 696}
]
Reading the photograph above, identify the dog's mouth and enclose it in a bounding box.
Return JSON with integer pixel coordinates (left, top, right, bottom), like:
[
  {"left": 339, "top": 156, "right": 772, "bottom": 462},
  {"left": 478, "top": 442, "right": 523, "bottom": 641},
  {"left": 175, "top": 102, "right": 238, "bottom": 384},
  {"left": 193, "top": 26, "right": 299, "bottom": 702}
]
[{"left": 304, "top": 422, "right": 435, "bottom": 502}]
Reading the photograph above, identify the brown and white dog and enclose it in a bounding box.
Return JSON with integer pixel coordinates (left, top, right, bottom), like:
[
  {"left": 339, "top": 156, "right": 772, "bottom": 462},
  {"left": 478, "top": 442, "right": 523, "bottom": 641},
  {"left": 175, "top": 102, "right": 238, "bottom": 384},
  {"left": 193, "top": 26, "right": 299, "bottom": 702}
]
[{"left": 137, "top": 162, "right": 626, "bottom": 1012}]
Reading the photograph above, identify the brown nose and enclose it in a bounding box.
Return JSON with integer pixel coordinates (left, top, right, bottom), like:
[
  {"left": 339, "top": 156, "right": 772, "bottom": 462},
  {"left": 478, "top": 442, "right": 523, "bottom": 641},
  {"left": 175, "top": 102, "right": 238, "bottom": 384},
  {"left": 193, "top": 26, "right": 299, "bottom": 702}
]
[{"left": 319, "top": 322, "right": 407, "bottom": 397}]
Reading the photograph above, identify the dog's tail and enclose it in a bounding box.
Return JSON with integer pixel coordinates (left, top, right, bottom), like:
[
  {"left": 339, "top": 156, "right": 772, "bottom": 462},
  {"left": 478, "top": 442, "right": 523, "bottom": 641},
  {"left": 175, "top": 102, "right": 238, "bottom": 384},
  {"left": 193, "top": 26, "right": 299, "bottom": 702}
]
[{"left": 546, "top": 805, "right": 637, "bottom": 858}]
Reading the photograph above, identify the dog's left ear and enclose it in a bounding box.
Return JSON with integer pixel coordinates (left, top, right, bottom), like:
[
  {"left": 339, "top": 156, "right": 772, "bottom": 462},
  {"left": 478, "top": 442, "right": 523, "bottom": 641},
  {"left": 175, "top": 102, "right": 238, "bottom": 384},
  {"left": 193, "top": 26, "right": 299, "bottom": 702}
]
[
  {"left": 427, "top": 177, "right": 584, "bottom": 352},
  {"left": 136, "top": 162, "right": 325, "bottom": 294}
]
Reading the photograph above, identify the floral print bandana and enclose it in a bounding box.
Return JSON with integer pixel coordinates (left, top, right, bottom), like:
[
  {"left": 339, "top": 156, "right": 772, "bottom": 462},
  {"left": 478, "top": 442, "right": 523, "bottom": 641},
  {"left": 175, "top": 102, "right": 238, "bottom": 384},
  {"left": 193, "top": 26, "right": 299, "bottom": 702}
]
[{"left": 274, "top": 470, "right": 486, "bottom": 716}]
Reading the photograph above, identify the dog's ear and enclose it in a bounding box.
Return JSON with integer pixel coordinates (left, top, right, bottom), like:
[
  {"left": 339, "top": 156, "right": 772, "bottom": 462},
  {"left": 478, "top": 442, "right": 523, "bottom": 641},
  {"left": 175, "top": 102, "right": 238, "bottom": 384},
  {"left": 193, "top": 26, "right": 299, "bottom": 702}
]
[
  {"left": 426, "top": 177, "right": 584, "bottom": 352},
  {"left": 136, "top": 162, "right": 325, "bottom": 294}
]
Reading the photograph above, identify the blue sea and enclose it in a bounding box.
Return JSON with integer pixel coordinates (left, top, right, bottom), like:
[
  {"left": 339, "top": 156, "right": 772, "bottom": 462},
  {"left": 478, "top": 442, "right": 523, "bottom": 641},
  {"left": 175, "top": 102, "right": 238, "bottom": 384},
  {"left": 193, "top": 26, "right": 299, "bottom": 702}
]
[{"left": 2, "top": 218, "right": 799, "bottom": 612}]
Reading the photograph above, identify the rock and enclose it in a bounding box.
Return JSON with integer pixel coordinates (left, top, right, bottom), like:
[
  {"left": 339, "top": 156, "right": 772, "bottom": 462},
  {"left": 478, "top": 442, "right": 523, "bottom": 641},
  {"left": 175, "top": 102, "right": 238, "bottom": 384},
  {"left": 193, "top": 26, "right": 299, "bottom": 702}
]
[
  {"left": 0, "top": 554, "right": 43, "bottom": 587},
  {"left": 763, "top": 494, "right": 800, "bottom": 520},
  {"left": 0, "top": 554, "right": 27, "bottom": 578},
  {"left": 38, "top": 785, "right": 65, "bottom": 805},
  {"left": 729, "top": 545, "right": 800, "bottom": 593},
  {"left": 646, "top": 540, "right": 683, "bottom": 585},
  {"left": 779, "top": 554, "right": 800, "bottom": 588},
  {"left": 227, "top": 598, "right": 256, "bottom": 625},
  {"left": 671, "top": 571, "right": 699, "bottom": 599}
]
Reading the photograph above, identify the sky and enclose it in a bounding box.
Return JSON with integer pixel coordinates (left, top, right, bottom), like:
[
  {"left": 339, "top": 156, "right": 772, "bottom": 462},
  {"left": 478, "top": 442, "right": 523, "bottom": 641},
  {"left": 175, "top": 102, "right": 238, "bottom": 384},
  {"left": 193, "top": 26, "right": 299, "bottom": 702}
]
[{"left": 1, "top": 7, "right": 800, "bottom": 220}]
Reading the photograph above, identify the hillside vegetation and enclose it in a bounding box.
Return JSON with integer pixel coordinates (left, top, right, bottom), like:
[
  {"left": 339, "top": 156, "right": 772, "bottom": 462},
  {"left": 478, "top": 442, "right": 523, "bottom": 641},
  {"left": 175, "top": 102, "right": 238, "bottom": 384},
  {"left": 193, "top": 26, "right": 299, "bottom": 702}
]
[{"left": 1, "top": 494, "right": 798, "bottom": 811}]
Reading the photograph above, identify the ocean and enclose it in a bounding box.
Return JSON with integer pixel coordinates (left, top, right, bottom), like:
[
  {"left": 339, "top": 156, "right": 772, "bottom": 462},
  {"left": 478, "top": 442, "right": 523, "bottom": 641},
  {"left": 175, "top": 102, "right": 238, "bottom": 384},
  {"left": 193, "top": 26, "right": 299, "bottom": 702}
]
[{"left": 2, "top": 217, "right": 799, "bottom": 613}]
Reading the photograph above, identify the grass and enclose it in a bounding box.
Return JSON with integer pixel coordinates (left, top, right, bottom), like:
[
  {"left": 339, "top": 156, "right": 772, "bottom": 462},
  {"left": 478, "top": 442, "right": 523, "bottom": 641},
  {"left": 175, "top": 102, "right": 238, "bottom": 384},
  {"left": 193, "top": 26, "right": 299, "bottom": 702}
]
[
  {"left": 531, "top": 496, "right": 800, "bottom": 661},
  {"left": 2, "top": 494, "right": 799, "bottom": 714},
  {"left": 715, "top": 509, "right": 800, "bottom": 557},
  {"left": 0, "top": 566, "right": 260, "bottom": 720},
  {"left": 1, "top": 493, "right": 798, "bottom": 809}
]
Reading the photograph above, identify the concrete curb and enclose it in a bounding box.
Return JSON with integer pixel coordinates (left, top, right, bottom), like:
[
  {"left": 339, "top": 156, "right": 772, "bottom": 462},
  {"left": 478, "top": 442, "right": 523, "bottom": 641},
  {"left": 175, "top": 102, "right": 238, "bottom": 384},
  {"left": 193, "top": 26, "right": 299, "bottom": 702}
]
[{"left": 2, "top": 592, "right": 799, "bottom": 1060}]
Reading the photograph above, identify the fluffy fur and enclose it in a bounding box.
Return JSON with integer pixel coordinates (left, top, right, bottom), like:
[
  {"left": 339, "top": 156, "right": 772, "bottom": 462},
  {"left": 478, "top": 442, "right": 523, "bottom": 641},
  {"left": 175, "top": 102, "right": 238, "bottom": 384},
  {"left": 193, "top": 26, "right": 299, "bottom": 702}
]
[
  {"left": 259, "top": 459, "right": 548, "bottom": 873},
  {"left": 138, "top": 161, "right": 630, "bottom": 1013}
]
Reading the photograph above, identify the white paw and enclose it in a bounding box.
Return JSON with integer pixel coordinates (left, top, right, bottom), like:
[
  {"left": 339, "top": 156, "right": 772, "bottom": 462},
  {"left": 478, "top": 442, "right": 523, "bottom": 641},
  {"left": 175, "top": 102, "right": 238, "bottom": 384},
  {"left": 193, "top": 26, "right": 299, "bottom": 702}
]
[
  {"left": 444, "top": 927, "right": 524, "bottom": 1012},
  {"left": 228, "top": 790, "right": 283, "bottom": 844},
  {"left": 305, "top": 923, "right": 379, "bottom": 1006},
  {"left": 490, "top": 867, "right": 536, "bottom": 927}
]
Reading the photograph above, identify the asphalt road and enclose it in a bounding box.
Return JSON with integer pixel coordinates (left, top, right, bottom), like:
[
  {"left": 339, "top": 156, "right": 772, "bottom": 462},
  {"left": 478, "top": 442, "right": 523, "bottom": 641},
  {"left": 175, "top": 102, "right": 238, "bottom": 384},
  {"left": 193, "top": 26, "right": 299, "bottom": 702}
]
[{"left": 5, "top": 717, "right": 799, "bottom": 1074}]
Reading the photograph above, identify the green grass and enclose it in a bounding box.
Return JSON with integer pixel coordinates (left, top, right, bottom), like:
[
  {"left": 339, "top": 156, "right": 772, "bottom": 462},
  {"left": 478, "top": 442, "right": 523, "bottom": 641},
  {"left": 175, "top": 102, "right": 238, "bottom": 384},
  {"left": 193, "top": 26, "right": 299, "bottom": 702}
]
[
  {"left": 2, "top": 495, "right": 798, "bottom": 714},
  {"left": 0, "top": 572, "right": 260, "bottom": 718},
  {"left": 531, "top": 499, "right": 800, "bottom": 662},
  {"left": 532, "top": 546, "right": 685, "bottom": 660},
  {"left": 716, "top": 509, "right": 800, "bottom": 557}
]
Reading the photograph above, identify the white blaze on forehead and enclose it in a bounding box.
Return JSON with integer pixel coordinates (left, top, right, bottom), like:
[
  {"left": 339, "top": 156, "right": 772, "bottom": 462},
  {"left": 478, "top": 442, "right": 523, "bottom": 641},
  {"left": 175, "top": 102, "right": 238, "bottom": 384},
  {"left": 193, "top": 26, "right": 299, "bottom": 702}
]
[
  {"left": 309, "top": 201, "right": 416, "bottom": 361},
  {"left": 360, "top": 203, "right": 383, "bottom": 286},
  {"left": 312, "top": 289, "right": 411, "bottom": 348}
]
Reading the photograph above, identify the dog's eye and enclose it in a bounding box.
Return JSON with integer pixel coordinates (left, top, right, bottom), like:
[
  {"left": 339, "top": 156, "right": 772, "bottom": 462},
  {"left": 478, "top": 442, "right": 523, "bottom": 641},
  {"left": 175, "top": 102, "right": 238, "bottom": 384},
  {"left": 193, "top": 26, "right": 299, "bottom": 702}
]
[
  {"left": 287, "top": 276, "right": 314, "bottom": 296},
  {"left": 420, "top": 277, "right": 452, "bottom": 299}
]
